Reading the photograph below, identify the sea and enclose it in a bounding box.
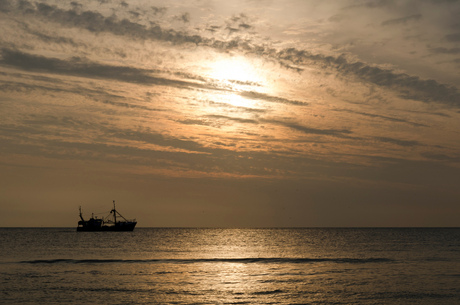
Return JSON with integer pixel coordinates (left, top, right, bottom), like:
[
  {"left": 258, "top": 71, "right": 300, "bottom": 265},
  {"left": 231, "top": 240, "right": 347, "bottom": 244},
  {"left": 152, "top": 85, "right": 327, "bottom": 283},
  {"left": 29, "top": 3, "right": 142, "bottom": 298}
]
[{"left": 0, "top": 228, "right": 459, "bottom": 304}]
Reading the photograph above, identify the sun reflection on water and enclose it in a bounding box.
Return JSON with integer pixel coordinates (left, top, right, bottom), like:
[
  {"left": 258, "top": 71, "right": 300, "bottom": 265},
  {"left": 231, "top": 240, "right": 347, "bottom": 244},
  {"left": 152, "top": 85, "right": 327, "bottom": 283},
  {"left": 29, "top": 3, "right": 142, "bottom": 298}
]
[
  {"left": 4, "top": 229, "right": 457, "bottom": 304},
  {"left": 142, "top": 229, "right": 299, "bottom": 303}
]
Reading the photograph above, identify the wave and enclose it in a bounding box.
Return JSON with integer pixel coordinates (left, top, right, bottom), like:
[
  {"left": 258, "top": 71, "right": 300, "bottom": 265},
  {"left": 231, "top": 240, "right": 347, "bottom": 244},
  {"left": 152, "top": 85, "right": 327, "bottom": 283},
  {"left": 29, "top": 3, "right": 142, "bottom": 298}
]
[
  {"left": 20, "top": 257, "right": 394, "bottom": 264},
  {"left": 253, "top": 289, "right": 284, "bottom": 295}
]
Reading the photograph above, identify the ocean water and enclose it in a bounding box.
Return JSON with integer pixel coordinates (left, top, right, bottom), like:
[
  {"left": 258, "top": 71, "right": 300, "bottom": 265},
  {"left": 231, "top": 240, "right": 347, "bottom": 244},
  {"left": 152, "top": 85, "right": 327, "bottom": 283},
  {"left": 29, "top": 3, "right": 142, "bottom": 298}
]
[{"left": 1, "top": 228, "right": 459, "bottom": 304}]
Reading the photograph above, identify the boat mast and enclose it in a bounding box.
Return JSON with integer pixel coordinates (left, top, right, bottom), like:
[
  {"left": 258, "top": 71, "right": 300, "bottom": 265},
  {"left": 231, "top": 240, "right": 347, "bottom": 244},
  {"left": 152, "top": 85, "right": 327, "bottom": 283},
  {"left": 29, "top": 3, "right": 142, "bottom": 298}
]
[
  {"left": 79, "top": 206, "right": 85, "bottom": 221},
  {"left": 112, "top": 200, "right": 117, "bottom": 224}
]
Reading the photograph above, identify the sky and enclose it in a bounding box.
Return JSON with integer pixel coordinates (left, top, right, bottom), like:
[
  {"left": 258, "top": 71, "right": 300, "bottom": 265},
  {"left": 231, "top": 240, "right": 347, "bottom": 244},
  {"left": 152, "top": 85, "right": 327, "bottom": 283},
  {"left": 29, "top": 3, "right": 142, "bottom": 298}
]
[{"left": 1, "top": 0, "right": 459, "bottom": 227}]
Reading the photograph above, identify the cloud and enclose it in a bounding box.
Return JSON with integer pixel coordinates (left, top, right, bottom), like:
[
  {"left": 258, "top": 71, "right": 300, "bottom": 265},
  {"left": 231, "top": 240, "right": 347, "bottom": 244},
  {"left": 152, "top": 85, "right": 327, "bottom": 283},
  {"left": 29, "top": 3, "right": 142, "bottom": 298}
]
[
  {"left": 445, "top": 33, "right": 460, "bottom": 42},
  {"left": 429, "top": 47, "right": 460, "bottom": 55},
  {"left": 173, "top": 12, "right": 190, "bottom": 23},
  {"left": 343, "top": 0, "right": 395, "bottom": 10},
  {"left": 6, "top": 0, "right": 458, "bottom": 110},
  {"left": 8, "top": 1, "right": 202, "bottom": 44},
  {"left": 420, "top": 152, "right": 460, "bottom": 162},
  {"left": 332, "top": 108, "right": 428, "bottom": 127},
  {"left": 1, "top": 111, "right": 213, "bottom": 159},
  {"left": 177, "top": 119, "right": 216, "bottom": 127},
  {"left": 151, "top": 6, "right": 167, "bottom": 16},
  {"left": 239, "top": 91, "right": 307, "bottom": 106},
  {"left": 206, "top": 114, "right": 258, "bottom": 125},
  {"left": 0, "top": 48, "right": 212, "bottom": 90},
  {"left": 225, "top": 13, "right": 253, "bottom": 33},
  {"left": 27, "top": 30, "right": 81, "bottom": 47},
  {"left": 206, "top": 25, "right": 221, "bottom": 33},
  {"left": 374, "top": 136, "right": 420, "bottom": 147},
  {"left": 264, "top": 119, "right": 354, "bottom": 138},
  {"left": 0, "top": 48, "right": 316, "bottom": 111},
  {"left": 101, "top": 100, "right": 164, "bottom": 113},
  {"left": 381, "top": 14, "right": 422, "bottom": 26},
  {"left": 176, "top": 114, "right": 259, "bottom": 129},
  {"left": 276, "top": 49, "right": 460, "bottom": 107}
]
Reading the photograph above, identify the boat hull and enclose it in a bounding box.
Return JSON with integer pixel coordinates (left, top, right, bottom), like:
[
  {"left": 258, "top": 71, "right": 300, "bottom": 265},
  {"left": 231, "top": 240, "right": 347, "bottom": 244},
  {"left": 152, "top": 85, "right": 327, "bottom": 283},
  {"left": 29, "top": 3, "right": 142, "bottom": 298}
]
[{"left": 77, "top": 222, "right": 137, "bottom": 232}]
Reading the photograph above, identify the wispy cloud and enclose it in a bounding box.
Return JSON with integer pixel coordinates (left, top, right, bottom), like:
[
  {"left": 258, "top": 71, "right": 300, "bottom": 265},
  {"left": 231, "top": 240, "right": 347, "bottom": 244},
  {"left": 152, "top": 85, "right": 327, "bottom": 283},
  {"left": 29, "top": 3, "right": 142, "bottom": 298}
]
[
  {"left": 276, "top": 49, "right": 460, "bottom": 107},
  {"left": 445, "top": 33, "right": 460, "bottom": 42},
  {"left": 0, "top": 48, "right": 212, "bottom": 89},
  {"left": 332, "top": 108, "right": 428, "bottom": 127},
  {"left": 381, "top": 14, "right": 422, "bottom": 26},
  {"left": 429, "top": 47, "right": 460, "bottom": 55},
  {"left": 264, "top": 119, "right": 354, "bottom": 138},
  {"left": 374, "top": 136, "right": 420, "bottom": 147},
  {"left": 4, "top": 0, "right": 459, "bottom": 110},
  {"left": 239, "top": 91, "right": 307, "bottom": 106}
]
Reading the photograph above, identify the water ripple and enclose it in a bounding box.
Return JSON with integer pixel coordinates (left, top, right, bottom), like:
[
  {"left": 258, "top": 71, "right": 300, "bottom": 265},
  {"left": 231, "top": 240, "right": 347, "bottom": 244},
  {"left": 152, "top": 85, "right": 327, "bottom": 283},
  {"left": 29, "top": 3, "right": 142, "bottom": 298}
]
[{"left": 20, "top": 257, "right": 394, "bottom": 264}]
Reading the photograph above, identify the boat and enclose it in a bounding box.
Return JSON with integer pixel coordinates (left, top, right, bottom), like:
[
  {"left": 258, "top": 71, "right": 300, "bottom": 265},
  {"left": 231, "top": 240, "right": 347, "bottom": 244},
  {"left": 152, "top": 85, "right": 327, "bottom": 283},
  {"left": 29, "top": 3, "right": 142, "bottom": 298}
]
[{"left": 77, "top": 200, "right": 137, "bottom": 231}]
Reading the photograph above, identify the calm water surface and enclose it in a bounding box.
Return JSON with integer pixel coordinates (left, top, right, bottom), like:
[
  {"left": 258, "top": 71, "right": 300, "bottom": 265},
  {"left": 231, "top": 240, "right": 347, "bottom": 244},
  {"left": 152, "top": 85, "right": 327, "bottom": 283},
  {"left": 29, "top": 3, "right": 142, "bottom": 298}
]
[{"left": 1, "top": 228, "right": 459, "bottom": 304}]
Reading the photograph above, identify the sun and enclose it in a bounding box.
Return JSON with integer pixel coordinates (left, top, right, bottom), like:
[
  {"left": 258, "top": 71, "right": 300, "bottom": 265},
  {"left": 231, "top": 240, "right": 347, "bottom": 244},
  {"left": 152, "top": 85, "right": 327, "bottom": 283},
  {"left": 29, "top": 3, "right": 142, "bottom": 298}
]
[
  {"left": 202, "top": 55, "right": 274, "bottom": 108},
  {"left": 208, "top": 56, "right": 263, "bottom": 87}
]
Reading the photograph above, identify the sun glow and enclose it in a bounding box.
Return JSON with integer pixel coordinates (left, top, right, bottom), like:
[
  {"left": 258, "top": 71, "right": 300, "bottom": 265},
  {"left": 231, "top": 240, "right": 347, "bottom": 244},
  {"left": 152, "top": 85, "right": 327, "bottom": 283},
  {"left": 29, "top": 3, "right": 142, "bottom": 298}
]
[
  {"left": 221, "top": 92, "right": 255, "bottom": 108},
  {"left": 209, "top": 56, "right": 263, "bottom": 87},
  {"left": 203, "top": 55, "right": 275, "bottom": 109}
]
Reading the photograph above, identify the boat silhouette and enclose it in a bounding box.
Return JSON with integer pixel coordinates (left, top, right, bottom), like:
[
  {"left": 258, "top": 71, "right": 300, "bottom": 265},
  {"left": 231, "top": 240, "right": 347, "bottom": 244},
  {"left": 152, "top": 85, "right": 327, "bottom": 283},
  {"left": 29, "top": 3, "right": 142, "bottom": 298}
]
[{"left": 77, "top": 201, "right": 137, "bottom": 231}]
